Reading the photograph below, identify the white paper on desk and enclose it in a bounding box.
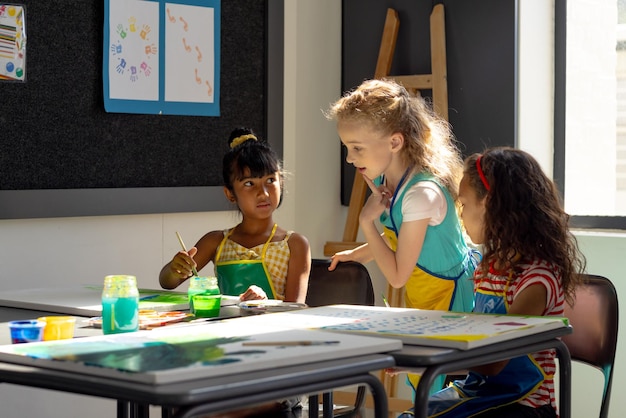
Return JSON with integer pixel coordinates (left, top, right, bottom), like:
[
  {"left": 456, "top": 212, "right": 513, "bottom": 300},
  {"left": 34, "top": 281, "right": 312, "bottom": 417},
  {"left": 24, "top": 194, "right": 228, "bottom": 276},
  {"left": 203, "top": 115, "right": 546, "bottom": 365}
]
[
  {"left": 241, "top": 304, "right": 569, "bottom": 350},
  {"left": 0, "top": 320, "right": 402, "bottom": 384}
]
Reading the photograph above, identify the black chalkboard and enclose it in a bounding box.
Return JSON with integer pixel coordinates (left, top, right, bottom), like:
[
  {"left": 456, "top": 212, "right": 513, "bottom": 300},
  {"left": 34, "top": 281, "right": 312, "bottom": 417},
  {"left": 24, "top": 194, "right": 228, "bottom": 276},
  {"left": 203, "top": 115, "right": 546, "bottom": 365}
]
[
  {"left": 0, "top": 0, "right": 284, "bottom": 218},
  {"left": 340, "top": 0, "right": 516, "bottom": 205}
]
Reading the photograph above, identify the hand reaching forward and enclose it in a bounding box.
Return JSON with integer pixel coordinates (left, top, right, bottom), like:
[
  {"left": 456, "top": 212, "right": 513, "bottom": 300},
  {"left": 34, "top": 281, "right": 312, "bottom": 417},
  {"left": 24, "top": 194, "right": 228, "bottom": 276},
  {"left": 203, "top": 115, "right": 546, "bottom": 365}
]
[{"left": 239, "top": 285, "right": 268, "bottom": 301}]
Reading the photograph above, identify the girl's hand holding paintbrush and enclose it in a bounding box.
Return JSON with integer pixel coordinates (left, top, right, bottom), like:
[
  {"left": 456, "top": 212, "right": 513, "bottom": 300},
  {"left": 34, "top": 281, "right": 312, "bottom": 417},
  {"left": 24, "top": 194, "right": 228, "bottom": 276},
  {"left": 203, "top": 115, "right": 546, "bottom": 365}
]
[
  {"left": 174, "top": 231, "right": 199, "bottom": 277},
  {"left": 160, "top": 232, "right": 203, "bottom": 289},
  {"left": 169, "top": 247, "right": 199, "bottom": 280}
]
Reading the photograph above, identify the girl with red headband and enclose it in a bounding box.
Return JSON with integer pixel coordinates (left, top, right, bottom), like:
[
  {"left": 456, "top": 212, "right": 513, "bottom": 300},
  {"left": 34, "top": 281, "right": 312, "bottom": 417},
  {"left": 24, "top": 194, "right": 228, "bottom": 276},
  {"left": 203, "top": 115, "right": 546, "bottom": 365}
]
[{"left": 414, "top": 147, "right": 587, "bottom": 418}]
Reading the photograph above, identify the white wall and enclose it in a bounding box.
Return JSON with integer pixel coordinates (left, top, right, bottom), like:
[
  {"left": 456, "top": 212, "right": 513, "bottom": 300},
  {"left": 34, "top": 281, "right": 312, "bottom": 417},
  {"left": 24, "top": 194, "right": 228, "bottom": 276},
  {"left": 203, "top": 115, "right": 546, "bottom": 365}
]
[
  {"left": 0, "top": 1, "right": 621, "bottom": 417},
  {"left": 282, "top": 0, "right": 347, "bottom": 258}
]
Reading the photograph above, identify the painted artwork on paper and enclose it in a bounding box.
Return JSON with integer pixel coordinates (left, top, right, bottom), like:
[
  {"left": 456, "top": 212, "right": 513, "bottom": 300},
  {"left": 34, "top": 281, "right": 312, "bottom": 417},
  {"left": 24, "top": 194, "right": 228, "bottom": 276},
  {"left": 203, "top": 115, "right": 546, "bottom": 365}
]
[
  {"left": 9, "top": 332, "right": 248, "bottom": 372},
  {"left": 0, "top": 320, "right": 402, "bottom": 384},
  {"left": 103, "top": 0, "right": 220, "bottom": 116},
  {"left": 0, "top": 4, "right": 26, "bottom": 81},
  {"left": 164, "top": 3, "right": 215, "bottom": 104},
  {"left": 240, "top": 305, "right": 570, "bottom": 350},
  {"left": 107, "top": 0, "right": 160, "bottom": 102}
]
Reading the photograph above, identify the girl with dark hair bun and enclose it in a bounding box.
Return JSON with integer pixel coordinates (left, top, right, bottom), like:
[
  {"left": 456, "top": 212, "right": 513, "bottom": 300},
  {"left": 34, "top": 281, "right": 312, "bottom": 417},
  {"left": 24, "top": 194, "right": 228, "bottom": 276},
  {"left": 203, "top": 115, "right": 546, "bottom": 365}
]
[
  {"left": 159, "top": 127, "right": 310, "bottom": 417},
  {"left": 160, "top": 127, "right": 310, "bottom": 304}
]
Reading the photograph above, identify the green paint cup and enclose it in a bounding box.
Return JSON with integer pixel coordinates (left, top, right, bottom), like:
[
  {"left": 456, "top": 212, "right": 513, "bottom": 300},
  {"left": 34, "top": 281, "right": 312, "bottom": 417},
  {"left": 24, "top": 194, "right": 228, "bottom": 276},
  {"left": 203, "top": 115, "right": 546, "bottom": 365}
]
[{"left": 191, "top": 294, "right": 222, "bottom": 318}]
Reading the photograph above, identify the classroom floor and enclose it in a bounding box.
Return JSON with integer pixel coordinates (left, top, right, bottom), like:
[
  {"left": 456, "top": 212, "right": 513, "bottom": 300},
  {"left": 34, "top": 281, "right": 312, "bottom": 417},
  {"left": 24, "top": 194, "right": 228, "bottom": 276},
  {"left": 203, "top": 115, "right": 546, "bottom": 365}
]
[{"left": 303, "top": 392, "right": 387, "bottom": 418}]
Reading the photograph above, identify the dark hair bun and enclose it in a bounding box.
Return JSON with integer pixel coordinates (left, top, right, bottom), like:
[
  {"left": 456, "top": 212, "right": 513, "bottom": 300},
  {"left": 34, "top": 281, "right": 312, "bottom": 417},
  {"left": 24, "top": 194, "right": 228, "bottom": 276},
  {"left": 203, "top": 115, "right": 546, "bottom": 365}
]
[{"left": 228, "top": 127, "right": 257, "bottom": 148}]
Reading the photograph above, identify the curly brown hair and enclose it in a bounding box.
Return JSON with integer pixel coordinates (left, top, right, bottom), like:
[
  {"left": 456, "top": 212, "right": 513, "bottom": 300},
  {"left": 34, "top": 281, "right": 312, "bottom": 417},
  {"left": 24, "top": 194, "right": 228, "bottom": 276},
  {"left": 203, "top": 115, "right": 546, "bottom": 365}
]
[{"left": 464, "top": 147, "right": 586, "bottom": 306}]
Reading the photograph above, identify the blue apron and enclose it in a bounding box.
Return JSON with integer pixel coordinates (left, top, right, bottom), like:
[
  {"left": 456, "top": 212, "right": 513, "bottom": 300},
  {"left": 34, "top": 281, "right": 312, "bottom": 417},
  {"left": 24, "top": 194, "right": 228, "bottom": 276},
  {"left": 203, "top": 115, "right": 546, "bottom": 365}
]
[
  {"left": 375, "top": 171, "right": 476, "bottom": 313},
  {"left": 214, "top": 224, "right": 278, "bottom": 299},
  {"left": 399, "top": 277, "right": 546, "bottom": 417}
]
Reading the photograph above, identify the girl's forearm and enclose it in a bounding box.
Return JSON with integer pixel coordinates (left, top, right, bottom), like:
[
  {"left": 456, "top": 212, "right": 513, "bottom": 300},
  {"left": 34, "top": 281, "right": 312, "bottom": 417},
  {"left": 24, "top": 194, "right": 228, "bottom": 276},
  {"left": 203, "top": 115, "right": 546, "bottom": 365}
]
[{"left": 360, "top": 223, "right": 405, "bottom": 287}]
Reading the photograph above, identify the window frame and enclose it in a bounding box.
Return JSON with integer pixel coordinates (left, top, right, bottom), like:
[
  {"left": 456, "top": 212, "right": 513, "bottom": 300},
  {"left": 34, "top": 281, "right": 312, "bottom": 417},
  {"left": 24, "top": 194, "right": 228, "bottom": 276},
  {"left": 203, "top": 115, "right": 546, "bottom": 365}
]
[{"left": 554, "top": 0, "right": 626, "bottom": 230}]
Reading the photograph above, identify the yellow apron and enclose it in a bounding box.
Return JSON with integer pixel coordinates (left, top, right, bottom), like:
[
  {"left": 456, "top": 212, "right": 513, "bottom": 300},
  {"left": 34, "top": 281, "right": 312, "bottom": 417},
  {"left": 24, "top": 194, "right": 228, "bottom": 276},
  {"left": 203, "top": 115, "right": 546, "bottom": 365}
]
[{"left": 399, "top": 276, "right": 546, "bottom": 418}]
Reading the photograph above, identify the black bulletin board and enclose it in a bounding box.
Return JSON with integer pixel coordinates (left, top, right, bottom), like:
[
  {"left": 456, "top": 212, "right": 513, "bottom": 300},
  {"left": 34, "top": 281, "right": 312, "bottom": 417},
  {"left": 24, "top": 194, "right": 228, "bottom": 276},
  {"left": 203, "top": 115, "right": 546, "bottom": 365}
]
[
  {"left": 0, "top": 0, "right": 284, "bottom": 219},
  {"left": 340, "top": 0, "right": 517, "bottom": 205}
]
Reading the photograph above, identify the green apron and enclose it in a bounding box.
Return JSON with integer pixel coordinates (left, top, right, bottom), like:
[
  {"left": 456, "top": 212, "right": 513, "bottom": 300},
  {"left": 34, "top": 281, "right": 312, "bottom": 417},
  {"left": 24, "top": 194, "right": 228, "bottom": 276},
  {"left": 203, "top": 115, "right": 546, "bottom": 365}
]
[{"left": 214, "top": 224, "right": 278, "bottom": 299}]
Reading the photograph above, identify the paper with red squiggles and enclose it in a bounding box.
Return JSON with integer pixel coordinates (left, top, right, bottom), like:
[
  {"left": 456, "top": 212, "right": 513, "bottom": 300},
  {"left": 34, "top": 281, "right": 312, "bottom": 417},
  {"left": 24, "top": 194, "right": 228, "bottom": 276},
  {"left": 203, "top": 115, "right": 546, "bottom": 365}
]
[{"left": 163, "top": 3, "right": 215, "bottom": 103}]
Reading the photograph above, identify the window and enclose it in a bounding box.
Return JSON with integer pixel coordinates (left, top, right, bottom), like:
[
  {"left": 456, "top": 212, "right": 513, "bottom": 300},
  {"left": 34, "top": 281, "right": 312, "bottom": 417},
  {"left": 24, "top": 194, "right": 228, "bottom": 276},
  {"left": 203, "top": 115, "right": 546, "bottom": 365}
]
[{"left": 556, "top": 0, "right": 626, "bottom": 228}]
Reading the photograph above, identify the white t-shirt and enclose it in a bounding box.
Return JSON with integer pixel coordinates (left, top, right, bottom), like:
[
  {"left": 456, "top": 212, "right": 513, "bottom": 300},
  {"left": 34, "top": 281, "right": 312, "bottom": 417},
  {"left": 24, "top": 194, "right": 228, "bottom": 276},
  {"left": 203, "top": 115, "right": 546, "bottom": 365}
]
[{"left": 396, "top": 181, "right": 447, "bottom": 226}]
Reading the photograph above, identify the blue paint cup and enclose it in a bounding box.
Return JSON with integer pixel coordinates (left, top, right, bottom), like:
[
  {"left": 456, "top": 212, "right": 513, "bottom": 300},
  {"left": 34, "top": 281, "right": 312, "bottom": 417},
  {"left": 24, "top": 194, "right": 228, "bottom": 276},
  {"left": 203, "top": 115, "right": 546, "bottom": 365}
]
[{"left": 8, "top": 320, "right": 46, "bottom": 344}]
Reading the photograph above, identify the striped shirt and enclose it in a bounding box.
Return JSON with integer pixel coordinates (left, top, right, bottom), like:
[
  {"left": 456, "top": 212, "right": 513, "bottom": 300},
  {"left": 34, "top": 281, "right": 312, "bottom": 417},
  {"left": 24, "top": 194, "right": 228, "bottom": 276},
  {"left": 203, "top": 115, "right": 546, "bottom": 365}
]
[{"left": 474, "top": 258, "right": 564, "bottom": 411}]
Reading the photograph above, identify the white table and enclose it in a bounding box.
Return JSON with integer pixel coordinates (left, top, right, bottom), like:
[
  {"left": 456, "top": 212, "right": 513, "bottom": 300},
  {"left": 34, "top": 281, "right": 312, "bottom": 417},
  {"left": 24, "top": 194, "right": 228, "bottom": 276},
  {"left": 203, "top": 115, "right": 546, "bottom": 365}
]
[{"left": 0, "top": 307, "right": 401, "bottom": 418}]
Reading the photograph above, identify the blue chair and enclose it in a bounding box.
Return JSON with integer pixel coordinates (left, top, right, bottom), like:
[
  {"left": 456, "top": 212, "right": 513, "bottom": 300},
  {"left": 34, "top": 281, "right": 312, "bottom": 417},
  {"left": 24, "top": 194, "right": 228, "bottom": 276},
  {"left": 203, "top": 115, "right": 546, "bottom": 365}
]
[{"left": 562, "top": 274, "right": 618, "bottom": 418}]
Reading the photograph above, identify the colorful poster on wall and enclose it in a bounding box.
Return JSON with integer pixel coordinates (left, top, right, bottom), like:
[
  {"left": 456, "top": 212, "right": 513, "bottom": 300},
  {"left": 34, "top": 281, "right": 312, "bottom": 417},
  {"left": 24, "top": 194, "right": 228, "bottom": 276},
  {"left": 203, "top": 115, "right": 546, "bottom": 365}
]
[
  {"left": 103, "top": 0, "right": 220, "bottom": 116},
  {"left": 0, "top": 4, "right": 26, "bottom": 81}
]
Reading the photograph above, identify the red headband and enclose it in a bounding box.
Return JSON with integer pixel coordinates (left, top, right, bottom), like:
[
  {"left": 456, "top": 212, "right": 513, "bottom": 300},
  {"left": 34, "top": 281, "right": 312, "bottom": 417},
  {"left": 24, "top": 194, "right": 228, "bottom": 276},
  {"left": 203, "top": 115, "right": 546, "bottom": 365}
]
[{"left": 476, "top": 155, "right": 491, "bottom": 191}]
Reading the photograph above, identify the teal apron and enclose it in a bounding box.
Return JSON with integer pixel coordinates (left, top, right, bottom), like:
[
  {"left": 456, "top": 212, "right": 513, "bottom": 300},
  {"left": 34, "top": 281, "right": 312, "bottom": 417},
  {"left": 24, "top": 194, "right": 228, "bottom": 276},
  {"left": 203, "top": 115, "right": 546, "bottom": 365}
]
[
  {"left": 377, "top": 170, "right": 478, "bottom": 396},
  {"left": 214, "top": 224, "right": 278, "bottom": 299},
  {"left": 375, "top": 170, "right": 476, "bottom": 313},
  {"left": 399, "top": 277, "right": 546, "bottom": 417}
]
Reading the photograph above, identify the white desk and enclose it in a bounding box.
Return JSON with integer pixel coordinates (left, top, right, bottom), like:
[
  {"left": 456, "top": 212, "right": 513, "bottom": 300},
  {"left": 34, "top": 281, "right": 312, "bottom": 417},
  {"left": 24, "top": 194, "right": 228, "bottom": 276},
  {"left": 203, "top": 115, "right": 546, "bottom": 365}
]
[
  {"left": 0, "top": 285, "right": 193, "bottom": 316},
  {"left": 0, "top": 352, "right": 394, "bottom": 418},
  {"left": 238, "top": 304, "right": 573, "bottom": 418},
  {"left": 0, "top": 303, "right": 573, "bottom": 418},
  {"left": 0, "top": 307, "right": 401, "bottom": 418},
  {"left": 392, "top": 327, "right": 572, "bottom": 418}
]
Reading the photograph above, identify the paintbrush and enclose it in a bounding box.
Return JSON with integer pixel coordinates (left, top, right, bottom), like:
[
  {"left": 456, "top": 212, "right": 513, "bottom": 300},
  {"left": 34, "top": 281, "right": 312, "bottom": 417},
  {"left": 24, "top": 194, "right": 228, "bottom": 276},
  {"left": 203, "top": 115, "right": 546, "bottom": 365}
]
[
  {"left": 242, "top": 340, "right": 340, "bottom": 347},
  {"left": 381, "top": 293, "right": 391, "bottom": 308},
  {"left": 175, "top": 231, "right": 198, "bottom": 276}
]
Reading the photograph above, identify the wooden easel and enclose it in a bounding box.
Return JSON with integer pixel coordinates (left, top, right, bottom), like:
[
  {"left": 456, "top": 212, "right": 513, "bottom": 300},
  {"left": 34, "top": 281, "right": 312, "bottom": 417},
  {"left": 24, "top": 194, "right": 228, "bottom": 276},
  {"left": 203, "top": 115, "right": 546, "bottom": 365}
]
[{"left": 323, "top": 5, "right": 449, "bottom": 416}]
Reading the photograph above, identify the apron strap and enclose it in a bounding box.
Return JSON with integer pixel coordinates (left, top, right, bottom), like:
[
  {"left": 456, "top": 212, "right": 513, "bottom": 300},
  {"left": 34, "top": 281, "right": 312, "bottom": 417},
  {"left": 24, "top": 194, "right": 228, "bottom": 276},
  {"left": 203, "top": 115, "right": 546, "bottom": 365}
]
[
  {"left": 214, "top": 227, "right": 234, "bottom": 263},
  {"left": 215, "top": 224, "right": 278, "bottom": 264},
  {"left": 260, "top": 224, "right": 278, "bottom": 259}
]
